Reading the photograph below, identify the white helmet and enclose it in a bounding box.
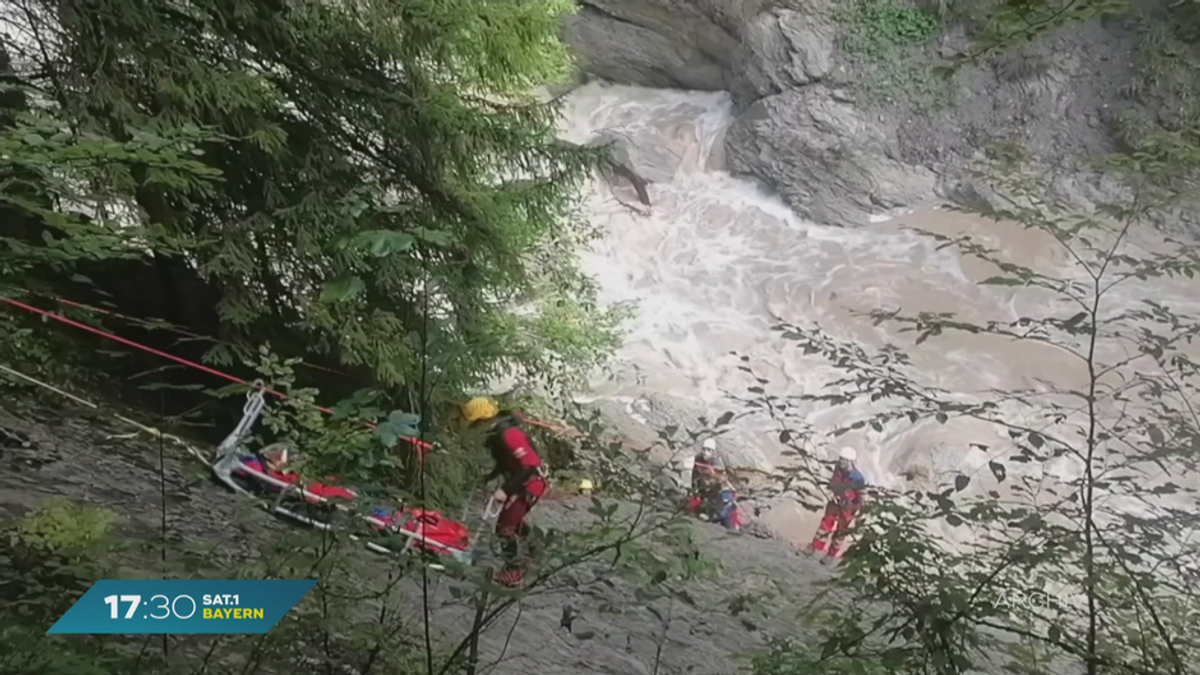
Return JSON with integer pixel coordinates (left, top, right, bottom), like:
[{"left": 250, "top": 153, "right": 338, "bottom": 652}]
[
  {"left": 838, "top": 446, "right": 857, "bottom": 462},
  {"left": 702, "top": 438, "right": 717, "bottom": 451}
]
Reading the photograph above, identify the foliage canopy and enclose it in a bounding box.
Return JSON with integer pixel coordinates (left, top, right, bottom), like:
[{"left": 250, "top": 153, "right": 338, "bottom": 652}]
[{"left": 0, "top": 0, "right": 620, "bottom": 406}]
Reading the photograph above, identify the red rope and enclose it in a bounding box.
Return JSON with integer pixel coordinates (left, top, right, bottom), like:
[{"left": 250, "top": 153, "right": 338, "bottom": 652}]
[
  {"left": 0, "top": 295, "right": 434, "bottom": 452},
  {"left": 5, "top": 291, "right": 581, "bottom": 439},
  {"left": 516, "top": 412, "right": 575, "bottom": 434},
  {"left": 51, "top": 296, "right": 355, "bottom": 379},
  {"left": 57, "top": 296, "right": 573, "bottom": 434}
]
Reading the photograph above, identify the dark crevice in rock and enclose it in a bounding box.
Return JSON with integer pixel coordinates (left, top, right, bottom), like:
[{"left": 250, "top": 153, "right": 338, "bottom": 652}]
[{"left": 577, "top": 0, "right": 645, "bottom": 31}]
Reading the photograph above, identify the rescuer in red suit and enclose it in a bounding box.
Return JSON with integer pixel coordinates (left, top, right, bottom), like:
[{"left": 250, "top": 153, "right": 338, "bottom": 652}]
[{"left": 462, "top": 397, "right": 547, "bottom": 587}]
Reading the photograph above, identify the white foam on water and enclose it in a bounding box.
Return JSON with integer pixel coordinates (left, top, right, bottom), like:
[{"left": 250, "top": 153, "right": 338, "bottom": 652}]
[{"left": 557, "top": 82, "right": 1200, "bottom": 539}]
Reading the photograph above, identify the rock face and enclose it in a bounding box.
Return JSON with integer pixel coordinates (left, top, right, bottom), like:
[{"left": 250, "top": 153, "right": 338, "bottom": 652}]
[
  {"left": 564, "top": 0, "right": 836, "bottom": 105},
  {"left": 727, "top": 86, "right": 938, "bottom": 226},
  {"left": 564, "top": 6, "right": 730, "bottom": 91},
  {"left": 735, "top": 5, "right": 837, "bottom": 100},
  {"left": 563, "top": 0, "right": 1147, "bottom": 226},
  {"left": 563, "top": 0, "right": 930, "bottom": 225}
]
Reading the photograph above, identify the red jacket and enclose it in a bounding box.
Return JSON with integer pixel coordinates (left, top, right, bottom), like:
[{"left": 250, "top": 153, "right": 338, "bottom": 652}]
[{"left": 484, "top": 413, "right": 544, "bottom": 495}]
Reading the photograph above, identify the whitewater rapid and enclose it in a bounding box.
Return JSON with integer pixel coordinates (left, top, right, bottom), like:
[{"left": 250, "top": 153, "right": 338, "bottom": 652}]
[{"left": 557, "top": 81, "right": 1200, "bottom": 538}]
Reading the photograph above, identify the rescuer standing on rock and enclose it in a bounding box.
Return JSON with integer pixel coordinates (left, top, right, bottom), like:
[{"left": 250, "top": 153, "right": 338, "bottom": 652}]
[
  {"left": 686, "top": 438, "right": 740, "bottom": 529},
  {"left": 691, "top": 438, "right": 725, "bottom": 504},
  {"left": 807, "top": 446, "right": 866, "bottom": 563},
  {"left": 462, "top": 397, "right": 547, "bottom": 587}
]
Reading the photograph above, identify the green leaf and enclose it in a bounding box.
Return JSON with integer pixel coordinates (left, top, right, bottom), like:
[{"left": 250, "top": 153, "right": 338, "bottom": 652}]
[
  {"left": 412, "top": 228, "right": 454, "bottom": 247},
  {"left": 954, "top": 474, "right": 969, "bottom": 491},
  {"left": 378, "top": 426, "right": 399, "bottom": 448},
  {"left": 979, "top": 276, "right": 1024, "bottom": 286},
  {"left": 376, "top": 410, "right": 420, "bottom": 448},
  {"left": 1148, "top": 425, "right": 1164, "bottom": 445},
  {"left": 389, "top": 411, "right": 420, "bottom": 426},
  {"left": 988, "top": 461, "right": 1007, "bottom": 483},
  {"left": 319, "top": 275, "right": 365, "bottom": 303},
  {"left": 342, "top": 230, "right": 416, "bottom": 256},
  {"left": 1028, "top": 432, "right": 1044, "bottom": 449},
  {"left": 716, "top": 411, "right": 735, "bottom": 426}
]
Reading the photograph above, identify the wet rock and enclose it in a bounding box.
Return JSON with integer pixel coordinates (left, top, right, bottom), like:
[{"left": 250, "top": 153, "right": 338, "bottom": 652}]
[
  {"left": 726, "top": 85, "right": 938, "bottom": 226},
  {"left": 562, "top": 5, "right": 1175, "bottom": 227},
  {"left": 0, "top": 426, "right": 36, "bottom": 451},
  {"left": 563, "top": 1, "right": 836, "bottom": 106},
  {"left": 741, "top": 519, "right": 779, "bottom": 541},
  {"left": 563, "top": 2, "right": 736, "bottom": 92},
  {"left": 735, "top": 5, "right": 836, "bottom": 102},
  {"left": 561, "top": 604, "right": 578, "bottom": 632},
  {"left": 563, "top": 9, "right": 721, "bottom": 91},
  {"left": 586, "top": 130, "right": 678, "bottom": 185}
]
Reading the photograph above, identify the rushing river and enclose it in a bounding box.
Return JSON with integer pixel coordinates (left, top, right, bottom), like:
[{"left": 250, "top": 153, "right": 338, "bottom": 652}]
[{"left": 557, "top": 81, "right": 1200, "bottom": 539}]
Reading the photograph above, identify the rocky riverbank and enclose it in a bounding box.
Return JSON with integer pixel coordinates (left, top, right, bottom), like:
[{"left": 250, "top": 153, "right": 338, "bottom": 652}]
[{"left": 0, "top": 382, "right": 830, "bottom": 675}]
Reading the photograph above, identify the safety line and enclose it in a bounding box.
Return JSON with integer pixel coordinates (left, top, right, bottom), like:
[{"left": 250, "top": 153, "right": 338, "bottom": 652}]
[
  {"left": 1, "top": 292, "right": 579, "bottom": 439},
  {"left": 0, "top": 363, "right": 211, "bottom": 464},
  {"left": 51, "top": 295, "right": 354, "bottom": 379},
  {"left": 0, "top": 285, "right": 352, "bottom": 378},
  {"left": 1, "top": 363, "right": 420, "bottom": 541},
  {"left": 50, "top": 293, "right": 574, "bottom": 435},
  {"left": 0, "top": 295, "right": 432, "bottom": 452}
]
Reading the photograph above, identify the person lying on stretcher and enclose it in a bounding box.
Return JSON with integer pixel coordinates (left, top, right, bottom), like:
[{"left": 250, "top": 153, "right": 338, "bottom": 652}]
[
  {"left": 233, "top": 446, "right": 469, "bottom": 552},
  {"left": 239, "top": 446, "right": 358, "bottom": 501}
]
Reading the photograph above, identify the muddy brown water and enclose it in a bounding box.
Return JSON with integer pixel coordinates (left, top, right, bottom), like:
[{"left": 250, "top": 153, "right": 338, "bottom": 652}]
[{"left": 558, "top": 82, "right": 1200, "bottom": 547}]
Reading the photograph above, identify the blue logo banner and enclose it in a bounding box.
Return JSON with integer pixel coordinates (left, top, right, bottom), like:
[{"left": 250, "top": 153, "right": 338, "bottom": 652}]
[{"left": 47, "top": 579, "right": 317, "bottom": 634}]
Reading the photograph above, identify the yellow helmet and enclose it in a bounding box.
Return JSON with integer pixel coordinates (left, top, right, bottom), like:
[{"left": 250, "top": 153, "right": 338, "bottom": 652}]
[
  {"left": 579, "top": 479, "right": 594, "bottom": 492},
  {"left": 461, "top": 396, "right": 499, "bottom": 423}
]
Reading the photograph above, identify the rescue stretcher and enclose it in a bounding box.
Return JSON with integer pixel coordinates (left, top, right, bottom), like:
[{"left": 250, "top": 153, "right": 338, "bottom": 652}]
[{"left": 210, "top": 390, "right": 477, "bottom": 566}]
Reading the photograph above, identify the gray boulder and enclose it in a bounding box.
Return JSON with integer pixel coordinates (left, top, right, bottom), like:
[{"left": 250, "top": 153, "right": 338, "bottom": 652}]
[
  {"left": 726, "top": 86, "right": 938, "bottom": 225},
  {"left": 563, "top": 0, "right": 751, "bottom": 92},
  {"left": 563, "top": 0, "right": 835, "bottom": 105},
  {"left": 564, "top": 6, "right": 729, "bottom": 91},
  {"left": 586, "top": 130, "right": 685, "bottom": 184},
  {"left": 734, "top": 5, "right": 837, "bottom": 101}
]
